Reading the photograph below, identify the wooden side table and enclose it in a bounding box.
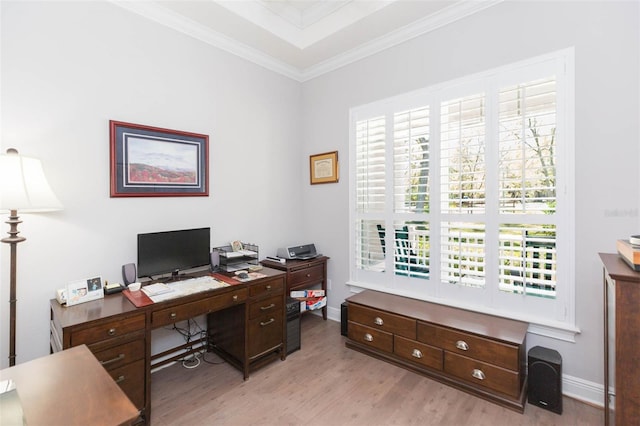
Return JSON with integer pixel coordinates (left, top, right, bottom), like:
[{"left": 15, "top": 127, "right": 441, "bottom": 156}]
[{"left": 261, "top": 256, "right": 329, "bottom": 320}]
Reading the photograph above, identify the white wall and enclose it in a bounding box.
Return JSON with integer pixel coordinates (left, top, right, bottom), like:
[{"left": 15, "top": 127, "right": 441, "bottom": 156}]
[
  {"left": 0, "top": 1, "right": 304, "bottom": 367},
  {"left": 301, "top": 0, "right": 639, "bottom": 405}
]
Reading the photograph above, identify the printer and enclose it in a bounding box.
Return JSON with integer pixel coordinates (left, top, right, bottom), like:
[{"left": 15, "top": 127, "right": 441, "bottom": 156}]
[{"left": 277, "top": 244, "right": 320, "bottom": 260}]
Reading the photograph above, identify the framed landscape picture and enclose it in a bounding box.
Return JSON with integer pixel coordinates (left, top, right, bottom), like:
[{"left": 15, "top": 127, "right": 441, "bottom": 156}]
[{"left": 110, "top": 120, "right": 209, "bottom": 197}]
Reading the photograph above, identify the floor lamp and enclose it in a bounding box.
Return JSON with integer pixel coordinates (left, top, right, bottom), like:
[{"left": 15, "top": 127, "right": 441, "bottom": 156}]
[{"left": 0, "top": 148, "right": 62, "bottom": 366}]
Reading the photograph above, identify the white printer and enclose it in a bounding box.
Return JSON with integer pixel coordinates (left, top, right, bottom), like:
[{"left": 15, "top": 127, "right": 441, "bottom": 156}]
[{"left": 277, "top": 244, "right": 320, "bottom": 260}]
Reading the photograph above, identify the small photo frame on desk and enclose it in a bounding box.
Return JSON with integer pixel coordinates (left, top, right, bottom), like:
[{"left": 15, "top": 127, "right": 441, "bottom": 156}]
[
  {"left": 66, "top": 276, "right": 104, "bottom": 306},
  {"left": 310, "top": 151, "right": 338, "bottom": 184}
]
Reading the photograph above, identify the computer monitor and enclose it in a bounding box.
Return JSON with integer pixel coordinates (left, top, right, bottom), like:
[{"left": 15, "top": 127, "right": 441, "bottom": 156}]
[{"left": 137, "top": 227, "right": 210, "bottom": 279}]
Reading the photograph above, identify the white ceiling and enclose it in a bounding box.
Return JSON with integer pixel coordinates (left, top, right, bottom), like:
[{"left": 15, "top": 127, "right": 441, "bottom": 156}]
[{"left": 112, "top": 0, "right": 503, "bottom": 81}]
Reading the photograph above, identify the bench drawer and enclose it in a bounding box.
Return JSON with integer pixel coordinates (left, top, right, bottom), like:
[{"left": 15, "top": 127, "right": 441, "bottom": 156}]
[{"left": 350, "top": 304, "right": 416, "bottom": 339}]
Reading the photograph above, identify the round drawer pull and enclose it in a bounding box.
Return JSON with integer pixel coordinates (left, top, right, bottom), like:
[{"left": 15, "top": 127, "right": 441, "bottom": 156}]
[
  {"left": 364, "top": 333, "right": 374, "bottom": 342},
  {"left": 472, "top": 369, "right": 486, "bottom": 380},
  {"left": 306, "top": 273, "right": 311, "bottom": 278},
  {"left": 374, "top": 317, "right": 384, "bottom": 326},
  {"left": 412, "top": 349, "right": 423, "bottom": 359},
  {"left": 456, "top": 340, "right": 469, "bottom": 351},
  {"left": 107, "top": 328, "right": 116, "bottom": 336},
  {"left": 232, "top": 295, "right": 238, "bottom": 302},
  {"left": 170, "top": 312, "right": 177, "bottom": 320},
  {"left": 266, "top": 285, "right": 271, "bottom": 290}
]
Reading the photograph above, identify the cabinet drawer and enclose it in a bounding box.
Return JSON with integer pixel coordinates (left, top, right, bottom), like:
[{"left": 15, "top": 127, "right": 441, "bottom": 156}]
[
  {"left": 347, "top": 321, "right": 393, "bottom": 353},
  {"left": 72, "top": 314, "right": 146, "bottom": 346},
  {"left": 249, "top": 278, "right": 284, "bottom": 297},
  {"left": 152, "top": 289, "right": 247, "bottom": 327},
  {"left": 349, "top": 304, "right": 416, "bottom": 339},
  {"left": 109, "top": 359, "right": 145, "bottom": 409},
  {"left": 92, "top": 339, "right": 145, "bottom": 371},
  {"left": 249, "top": 295, "right": 282, "bottom": 320},
  {"left": 288, "top": 264, "right": 324, "bottom": 288},
  {"left": 394, "top": 336, "right": 443, "bottom": 371},
  {"left": 248, "top": 311, "right": 283, "bottom": 358},
  {"left": 421, "top": 323, "right": 520, "bottom": 371},
  {"left": 445, "top": 352, "right": 521, "bottom": 398}
]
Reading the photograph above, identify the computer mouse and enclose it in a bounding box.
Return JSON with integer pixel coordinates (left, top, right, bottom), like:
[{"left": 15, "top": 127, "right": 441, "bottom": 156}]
[{"left": 237, "top": 272, "right": 249, "bottom": 279}]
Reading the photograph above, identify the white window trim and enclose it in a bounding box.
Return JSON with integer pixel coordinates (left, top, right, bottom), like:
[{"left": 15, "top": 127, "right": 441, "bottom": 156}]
[{"left": 348, "top": 48, "right": 577, "bottom": 341}]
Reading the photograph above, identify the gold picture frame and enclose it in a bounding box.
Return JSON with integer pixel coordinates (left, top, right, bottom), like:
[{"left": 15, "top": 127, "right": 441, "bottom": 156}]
[{"left": 310, "top": 151, "right": 339, "bottom": 184}]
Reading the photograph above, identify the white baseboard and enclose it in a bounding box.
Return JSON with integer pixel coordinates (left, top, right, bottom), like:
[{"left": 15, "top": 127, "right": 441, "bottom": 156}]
[{"left": 562, "top": 373, "right": 604, "bottom": 407}]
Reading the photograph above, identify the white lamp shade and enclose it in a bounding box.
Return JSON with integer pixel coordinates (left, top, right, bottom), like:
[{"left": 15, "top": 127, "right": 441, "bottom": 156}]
[{"left": 0, "top": 149, "right": 63, "bottom": 212}]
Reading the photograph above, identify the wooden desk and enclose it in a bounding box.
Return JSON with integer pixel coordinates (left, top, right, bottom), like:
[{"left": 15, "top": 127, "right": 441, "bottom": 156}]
[
  {"left": 0, "top": 345, "right": 138, "bottom": 426},
  {"left": 49, "top": 268, "right": 286, "bottom": 424},
  {"left": 261, "top": 256, "right": 329, "bottom": 319}
]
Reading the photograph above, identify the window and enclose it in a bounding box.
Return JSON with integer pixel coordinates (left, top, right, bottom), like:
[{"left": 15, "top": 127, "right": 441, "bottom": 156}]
[{"left": 349, "top": 49, "right": 575, "bottom": 332}]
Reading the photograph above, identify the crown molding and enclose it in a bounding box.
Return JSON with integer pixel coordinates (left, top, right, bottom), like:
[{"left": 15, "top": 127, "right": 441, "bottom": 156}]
[
  {"left": 300, "top": 0, "right": 504, "bottom": 81},
  {"left": 110, "top": 0, "right": 504, "bottom": 83}
]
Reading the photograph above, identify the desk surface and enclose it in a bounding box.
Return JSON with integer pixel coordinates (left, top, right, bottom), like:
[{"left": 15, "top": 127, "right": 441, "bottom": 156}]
[{"left": 0, "top": 345, "right": 138, "bottom": 426}]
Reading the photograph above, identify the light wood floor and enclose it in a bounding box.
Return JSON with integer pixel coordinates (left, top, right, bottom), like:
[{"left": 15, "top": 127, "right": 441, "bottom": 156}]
[{"left": 150, "top": 315, "right": 603, "bottom": 425}]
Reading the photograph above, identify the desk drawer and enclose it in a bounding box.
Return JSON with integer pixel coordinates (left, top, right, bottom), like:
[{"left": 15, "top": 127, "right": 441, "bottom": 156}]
[
  {"left": 249, "top": 278, "right": 283, "bottom": 297},
  {"left": 288, "top": 264, "right": 324, "bottom": 289},
  {"left": 72, "top": 314, "right": 146, "bottom": 346},
  {"left": 109, "top": 359, "right": 145, "bottom": 409},
  {"left": 426, "top": 324, "right": 519, "bottom": 371},
  {"left": 152, "top": 289, "right": 247, "bottom": 327},
  {"left": 394, "top": 336, "right": 443, "bottom": 371},
  {"left": 445, "top": 352, "right": 521, "bottom": 398},
  {"left": 249, "top": 295, "right": 282, "bottom": 320},
  {"left": 347, "top": 321, "right": 393, "bottom": 353},
  {"left": 248, "top": 310, "right": 283, "bottom": 358},
  {"left": 92, "top": 339, "right": 145, "bottom": 371},
  {"left": 349, "top": 304, "right": 416, "bottom": 340}
]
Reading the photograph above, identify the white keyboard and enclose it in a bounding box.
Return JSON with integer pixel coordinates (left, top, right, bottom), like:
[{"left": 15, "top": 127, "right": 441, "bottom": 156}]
[{"left": 166, "top": 275, "right": 229, "bottom": 295}]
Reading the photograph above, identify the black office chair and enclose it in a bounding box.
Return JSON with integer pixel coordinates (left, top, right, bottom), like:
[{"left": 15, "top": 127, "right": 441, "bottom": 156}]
[{"left": 377, "top": 224, "right": 429, "bottom": 277}]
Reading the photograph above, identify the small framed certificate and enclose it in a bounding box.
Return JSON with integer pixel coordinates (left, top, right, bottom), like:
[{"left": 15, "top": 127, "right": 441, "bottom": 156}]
[
  {"left": 66, "top": 276, "right": 104, "bottom": 306},
  {"left": 310, "top": 151, "right": 339, "bottom": 184}
]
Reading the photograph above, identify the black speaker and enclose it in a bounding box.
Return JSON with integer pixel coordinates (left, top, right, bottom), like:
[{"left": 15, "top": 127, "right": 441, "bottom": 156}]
[
  {"left": 528, "top": 346, "right": 562, "bottom": 414},
  {"left": 210, "top": 250, "right": 220, "bottom": 272},
  {"left": 341, "top": 301, "right": 348, "bottom": 336},
  {"left": 122, "top": 263, "right": 137, "bottom": 285}
]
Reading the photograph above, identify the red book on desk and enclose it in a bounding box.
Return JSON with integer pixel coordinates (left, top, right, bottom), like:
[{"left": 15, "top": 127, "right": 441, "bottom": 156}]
[{"left": 122, "top": 289, "right": 154, "bottom": 307}]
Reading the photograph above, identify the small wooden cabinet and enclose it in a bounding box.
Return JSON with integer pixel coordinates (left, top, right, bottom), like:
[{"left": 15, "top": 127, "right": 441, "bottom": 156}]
[
  {"left": 346, "top": 290, "right": 528, "bottom": 412},
  {"left": 600, "top": 253, "right": 640, "bottom": 426},
  {"left": 261, "top": 256, "right": 329, "bottom": 319}
]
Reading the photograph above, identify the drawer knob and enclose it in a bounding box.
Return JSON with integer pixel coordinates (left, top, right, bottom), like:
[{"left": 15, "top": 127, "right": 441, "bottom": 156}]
[
  {"left": 115, "top": 375, "right": 126, "bottom": 384},
  {"left": 456, "top": 340, "right": 469, "bottom": 351},
  {"left": 101, "top": 353, "right": 125, "bottom": 366},
  {"left": 412, "top": 349, "right": 423, "bottom": 359},
  {"left": 260, "top": 303, "right": 276, "bottom": 311},
  {"left": 170, "top": 312, "right": 177, "bottom": 320},
  {"left": 107, "top": 328, "right": 116, "bottom": 336},
  {"left": 472, "top": 369, "right": 486, "bottom": 380},
  {"left": 374, "top": 317, "right": 384, "bottom": 326},
  {"left": 364, "top": 333, "right": 374, "bottom": 342},
  {"left": 260, "top": 318, "right": 275, "bottom": 327},
  {"left": 306, "top": 273, "right": 311, "bottom": 278},
  {"left": 232, "top": 295, "right": 238, "bottom": 302},
  {"left": 266, "top": 285, "right": 271, "bottom": 290}
]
